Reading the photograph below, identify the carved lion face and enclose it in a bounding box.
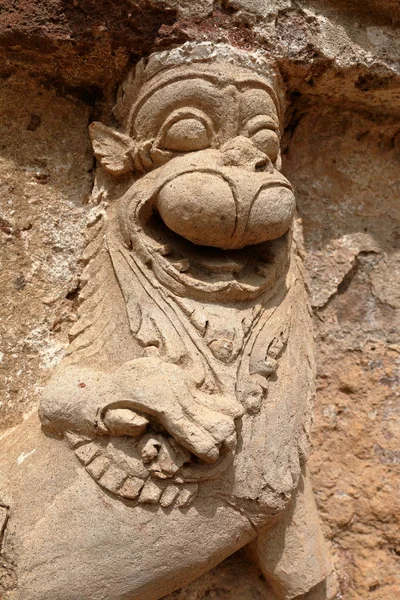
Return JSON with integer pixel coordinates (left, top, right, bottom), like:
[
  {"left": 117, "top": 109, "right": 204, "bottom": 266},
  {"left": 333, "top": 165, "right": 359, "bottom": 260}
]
[{"left": 92, "top": 56, "right": 294, "bottom": 302}]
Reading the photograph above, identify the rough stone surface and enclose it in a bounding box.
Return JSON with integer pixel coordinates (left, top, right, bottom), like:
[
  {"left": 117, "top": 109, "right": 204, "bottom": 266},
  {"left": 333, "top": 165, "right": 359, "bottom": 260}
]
[
  {"left": 287, "top": 101, "right": 400, "bottom": 600},
  {"left": 0, "top": 2, "right": 399, "bottom": 600},
  {"left": 0, "top": 72, "right": 92, "bottom": 432}
]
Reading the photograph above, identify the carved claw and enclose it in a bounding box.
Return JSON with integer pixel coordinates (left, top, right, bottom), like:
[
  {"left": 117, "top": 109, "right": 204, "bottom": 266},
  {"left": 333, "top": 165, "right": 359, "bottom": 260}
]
[
  {"left": 111, "top": 357, "right": 242, "bottom": 463},
  {"left": 137, "top": 433, "right": 191, "bottom": 477},
  {"left": 39, "top": 357, "right": 242, "bottom": 466},
  {"left": 102, "top": 408, "right": 149, "bottom": 437}
]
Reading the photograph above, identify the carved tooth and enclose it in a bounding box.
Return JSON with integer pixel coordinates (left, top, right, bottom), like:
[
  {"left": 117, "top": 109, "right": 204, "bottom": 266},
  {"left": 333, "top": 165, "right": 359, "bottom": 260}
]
[
  {"left": 118, "top": 477, "right": 145, "bottom": 500},
  {"left": 86, "top": 455, "right": 110, "bottom": 480},
  {"left": 171, "top": 259, "right": 190, "bottom": 272},
  {"left": 158, "top": 244, "right": 172, "bottom": 256},
  {"left": 98, "top": 465, "right": 127, "bottom": 493},
  {"left": 102, "top": 408, "right": 149, "bottom": 438},
  {"left": 138, "top": 436, "right": 161, "bottom": 463},
  {"left": 75, "top": 442, "right": 101, "bottom": 465},
  {"left": 151, "top": 471, "right": 168, "bottom": 480},
  {"left": 138, "top": 480, "right": 164, "bottom": 504}
]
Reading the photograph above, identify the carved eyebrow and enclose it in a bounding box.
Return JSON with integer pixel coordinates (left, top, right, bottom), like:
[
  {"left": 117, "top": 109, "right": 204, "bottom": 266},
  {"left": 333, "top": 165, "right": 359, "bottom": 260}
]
[{"left": 131, "top": 77, "right": 230, "bottom": 139}]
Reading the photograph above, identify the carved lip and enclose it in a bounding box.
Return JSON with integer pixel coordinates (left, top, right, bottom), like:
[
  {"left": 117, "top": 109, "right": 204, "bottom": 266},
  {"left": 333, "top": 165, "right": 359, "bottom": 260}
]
[{"left": 155, "top": 169, "right": 294, "bottom": 251}]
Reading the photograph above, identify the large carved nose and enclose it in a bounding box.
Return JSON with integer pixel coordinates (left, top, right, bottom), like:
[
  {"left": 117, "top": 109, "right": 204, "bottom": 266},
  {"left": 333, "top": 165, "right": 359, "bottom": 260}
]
[
  {"left": 158, "top": 171, "right": 237, "bottom": 248},
  {"left": 220, "top": 135, "right": 272, "bottom": 171},
  {"left": 156, "top": 137, "right": 295, "bottom": 250}
]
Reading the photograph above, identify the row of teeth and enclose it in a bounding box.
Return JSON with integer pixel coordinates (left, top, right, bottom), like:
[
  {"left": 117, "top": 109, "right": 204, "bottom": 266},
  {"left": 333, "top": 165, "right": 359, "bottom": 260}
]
[
  {"left": 155, "top": 243, "right": 271, "bottom": 276},
  {"left": 65, "top": 432, "right": 198, "bottom": 508}
]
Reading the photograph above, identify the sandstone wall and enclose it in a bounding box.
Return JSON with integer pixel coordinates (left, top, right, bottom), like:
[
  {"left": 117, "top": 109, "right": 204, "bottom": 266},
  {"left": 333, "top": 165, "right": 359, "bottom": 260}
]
[{"left": 1, "top": 2, "right": 399, "bottom": 599}]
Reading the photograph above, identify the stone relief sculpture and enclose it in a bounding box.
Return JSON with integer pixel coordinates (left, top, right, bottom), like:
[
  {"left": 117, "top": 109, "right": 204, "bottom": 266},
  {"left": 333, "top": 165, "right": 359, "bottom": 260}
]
[{"left": 0, "top": 43, "right": 335, "bottom": 600}]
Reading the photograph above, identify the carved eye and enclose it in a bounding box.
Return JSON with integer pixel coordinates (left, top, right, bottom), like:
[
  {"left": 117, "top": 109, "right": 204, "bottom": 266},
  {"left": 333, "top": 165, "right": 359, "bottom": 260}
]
[
  {"left": 243, "top": 116, "right": 280, "bottom": 164},
  {"left": 251, "top": 129, "right": 280, "bottom": 163},
  {"left": 163, "top": 118, "right": 210, "bottom": 152}
]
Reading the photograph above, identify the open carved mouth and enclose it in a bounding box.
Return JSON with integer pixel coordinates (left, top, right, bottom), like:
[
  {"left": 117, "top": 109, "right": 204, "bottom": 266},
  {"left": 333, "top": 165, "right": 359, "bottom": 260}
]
[
  {"left": 148, "top": 210, "right": 273, "bottom": 276},
  {"left": 137, "top": 205, "right": 291, "bottom": 301},
  {"left": 120, "top": 147, "right": 295, "bottom": 301}
]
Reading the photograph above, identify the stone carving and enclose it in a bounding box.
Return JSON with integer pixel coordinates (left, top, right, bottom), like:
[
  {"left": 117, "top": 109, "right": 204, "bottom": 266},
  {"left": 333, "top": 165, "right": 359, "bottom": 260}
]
[{"left": 0, "top": 43, "right": 334, "bottom": 600}]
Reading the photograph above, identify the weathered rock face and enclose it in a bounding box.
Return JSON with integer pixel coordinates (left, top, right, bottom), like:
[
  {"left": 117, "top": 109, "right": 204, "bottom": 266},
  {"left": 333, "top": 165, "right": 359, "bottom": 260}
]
[
  {"left": 0, "top": 73, "right": 92, "bottom": 432},
  {"left": 288, "top": 103, "right": 400, "bottom": 600},
  {"left": 0, "top": 2, "right": 399, "bottom": 600}
]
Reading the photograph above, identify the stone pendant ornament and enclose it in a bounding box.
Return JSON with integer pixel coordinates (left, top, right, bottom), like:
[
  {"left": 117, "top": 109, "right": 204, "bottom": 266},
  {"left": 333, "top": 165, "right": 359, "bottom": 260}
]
[{"left": 0, "top": 43, "right": 335, "bottom": 600}]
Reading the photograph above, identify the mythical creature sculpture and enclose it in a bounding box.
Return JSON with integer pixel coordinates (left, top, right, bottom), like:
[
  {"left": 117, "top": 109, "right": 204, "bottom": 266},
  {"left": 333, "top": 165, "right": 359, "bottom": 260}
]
[{"left": 0, "top": 43, "right": 334, "bottom": 600}]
